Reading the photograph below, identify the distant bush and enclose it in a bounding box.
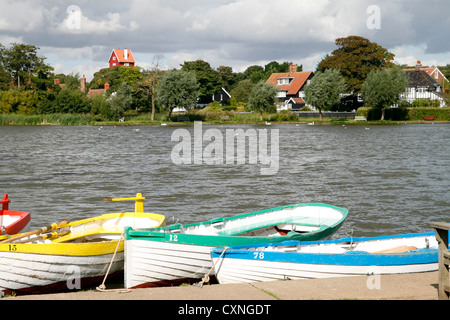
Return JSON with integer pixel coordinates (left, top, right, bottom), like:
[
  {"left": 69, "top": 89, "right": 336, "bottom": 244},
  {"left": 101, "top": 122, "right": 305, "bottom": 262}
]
[
  {"left": 412, "top": 99, "right": 441, "bottom": 108},
  {"left": 357, "top": 107, "right": 450, "bottom": 121},
  {"left": 408, "top": 107, "right": 450, "bottom": 121}
]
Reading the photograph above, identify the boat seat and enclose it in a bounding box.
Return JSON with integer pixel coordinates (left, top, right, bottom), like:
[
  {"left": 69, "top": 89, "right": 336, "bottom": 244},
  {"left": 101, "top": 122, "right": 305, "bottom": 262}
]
[{"left": 373, "top": 246, "right": 418, "bottom": 253}]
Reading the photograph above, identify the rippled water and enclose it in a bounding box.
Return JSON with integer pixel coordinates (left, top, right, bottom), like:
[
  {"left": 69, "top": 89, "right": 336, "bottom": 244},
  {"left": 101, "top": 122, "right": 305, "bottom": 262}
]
[{"left": 0, "top": 123, "right": 448, "bottom": 238}]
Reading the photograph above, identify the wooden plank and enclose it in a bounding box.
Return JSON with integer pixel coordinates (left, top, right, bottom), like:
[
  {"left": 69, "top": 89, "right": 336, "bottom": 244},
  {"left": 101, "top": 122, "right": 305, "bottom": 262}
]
[{"left": 431, "top": 221, "right": 450, "bottom": 300}]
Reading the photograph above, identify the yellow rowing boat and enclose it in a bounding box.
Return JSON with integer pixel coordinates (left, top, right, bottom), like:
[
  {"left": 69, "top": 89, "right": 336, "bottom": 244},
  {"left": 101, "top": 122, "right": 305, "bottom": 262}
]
[{"left": 0, "top": 193, "right": 165, "bottom": 296}]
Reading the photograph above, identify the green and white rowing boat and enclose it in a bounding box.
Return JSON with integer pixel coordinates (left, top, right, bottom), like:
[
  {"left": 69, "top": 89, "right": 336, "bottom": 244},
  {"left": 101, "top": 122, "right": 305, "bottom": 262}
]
[{"left": 124, "top": 203, "right": 348, "bottom": 289}]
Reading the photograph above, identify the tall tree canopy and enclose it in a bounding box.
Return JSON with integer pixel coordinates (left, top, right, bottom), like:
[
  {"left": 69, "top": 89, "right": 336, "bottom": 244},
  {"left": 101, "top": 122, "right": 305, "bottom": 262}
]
[
  {"left": 1, "top": 42, "right": 54, "bottom": 90},
  {"left": 361, "top": 67, "right": 408, "bottom": 120},
  {"left": 157, "top": 70, "right": 199, "bottom": 121},
  {"left": 247, "top": 81, "right": 278, "bottom": 120},
  {"left": 304, "top": 69, "right": 347, "bottom": 120},
  {"left": 317, "top": 36, "right": 394, "bottom": 102},
  {"left": 181, "top": 60, "right": 222, "bottom": 104}
]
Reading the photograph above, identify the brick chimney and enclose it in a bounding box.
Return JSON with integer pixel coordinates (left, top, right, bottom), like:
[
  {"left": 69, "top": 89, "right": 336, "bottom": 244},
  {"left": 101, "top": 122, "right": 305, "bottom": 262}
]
[
  {"left": 289, "top": 64, "right": 297, "bottom": 76},
  {"left": 80, "top": 75, "right": 86, "bottom": 93},
  {"left": 104, "top": 82, "right": 110, "bottom": 90},
  {"left": 416, "top": 60, "right": 422, "bottom": 70}
]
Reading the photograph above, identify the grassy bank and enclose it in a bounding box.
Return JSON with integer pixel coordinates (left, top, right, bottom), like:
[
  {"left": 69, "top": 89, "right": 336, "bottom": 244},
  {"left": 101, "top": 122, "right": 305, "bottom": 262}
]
[
  {"left": 0, "top": 113, "right": 97, "bottom": 126},
  {"left": 1, "top": 110, "right": 449, "bottom": 126}
]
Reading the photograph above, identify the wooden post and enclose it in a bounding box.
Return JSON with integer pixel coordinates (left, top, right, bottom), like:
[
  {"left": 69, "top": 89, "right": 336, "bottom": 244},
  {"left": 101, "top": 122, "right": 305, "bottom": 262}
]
[{"left": 431, "top": 222, "right": 450, "bottom": 300}]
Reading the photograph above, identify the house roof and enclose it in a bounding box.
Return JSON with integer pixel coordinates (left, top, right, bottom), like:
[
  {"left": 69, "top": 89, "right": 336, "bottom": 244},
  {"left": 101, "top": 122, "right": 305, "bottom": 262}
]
[
  {"left": 287, "top": 97, "right": 306, "bottom": 104},
  {"left": 421, "top": 67, "right": 449, "bottom": 82},
  {"left": 266, "top": 71, "right": 313, "bottom": 95},
  {"left": 402, "top": 69, "right": 445, "bottom": 99},
  {"left": 403, "top": 66, "right": 449, "bottom": 82},
  {"left": 403, "top": 69, "right": 440, "bottom": 87},
  {"left": 110, "top": 49, "right": 135, "bottom": 63}
]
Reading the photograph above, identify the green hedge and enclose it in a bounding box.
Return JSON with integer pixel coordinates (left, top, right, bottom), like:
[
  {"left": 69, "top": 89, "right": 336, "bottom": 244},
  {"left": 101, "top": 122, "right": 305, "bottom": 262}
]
[{"left": 357, "top": 107, "right": 450, "bottom": 121}]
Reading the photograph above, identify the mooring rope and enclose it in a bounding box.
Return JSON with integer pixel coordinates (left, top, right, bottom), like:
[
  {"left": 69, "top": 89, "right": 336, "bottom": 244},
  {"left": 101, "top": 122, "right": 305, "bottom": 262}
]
[
  {"left": 196, "top": 246, "right": 229, "bottom": 288},
  {"left": 96, "top": 230, "right": 131, "bottom": 293}
]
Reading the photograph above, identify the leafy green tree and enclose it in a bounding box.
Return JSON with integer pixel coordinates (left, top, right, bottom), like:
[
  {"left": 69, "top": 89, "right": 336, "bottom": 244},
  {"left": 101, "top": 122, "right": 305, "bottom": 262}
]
[
  {"left": 230, "top": 79, "right": 255, "bottom": 104},
  {"left": 109, "top": 82, "right": 132, "bottom": 120},
  {"left": 217, "top": 65, "right": 238, "bottom": 91},
  {"left": 90, "top": 94, "right": 110, "bottom": 118},
  {"left": 361, "top": 67, "right": 408, "bottom": 120},
  {"left": 54, "top": 88, "right": 90, "bottom": 114},
  {"left": 181, "top": 60, "right": 222, "bottom": 104},
  {"left": 90, "top": 66, "right": 141, "bottom": 93},
  {"left": 304, "top": 69, "right": 347, "bottom": 120},
  {"left": 135, "top": 66, "right": 164, "bottom": 120},
  {"left": 2, "top": 43, "right": 54, "bottom": 90},
  {"left": 318, "top": 36, "right": 394, "bottom": 106},
  {"left": 247, "top": 81, "right": 278, "bottom": 120},
  {"left": 244, "top": 65, "right": 265, "bottom": 84},
  {"left": 157, "top": 70, "right": 199, "bottom": 121},
  {"left": 0, "top": 44, "right": 12, "bottom": 90}
]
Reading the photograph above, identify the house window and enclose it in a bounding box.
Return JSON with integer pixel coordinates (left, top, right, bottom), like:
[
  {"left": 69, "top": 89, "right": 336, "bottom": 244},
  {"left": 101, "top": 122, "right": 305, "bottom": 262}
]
[
  {"left": 277, "top": 78, "right": 293, "bottom": 85},
  {"left": 124, "top": 63, "right": 129, "bottom": 66},
  {"left": 113, "top": 63, "right": 116, "bottom": 66},
  {"left": 113, "top": 57, "right": 116, "bottom": 61}
]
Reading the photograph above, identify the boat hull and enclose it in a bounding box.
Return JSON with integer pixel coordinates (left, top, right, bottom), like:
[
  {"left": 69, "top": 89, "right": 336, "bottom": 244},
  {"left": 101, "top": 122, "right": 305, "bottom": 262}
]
[
  {"left": 0, "top": 211, "right": 166, "bottom": 296},
  {"left": 124, "top": 203, "right": 348, "bottom": 289},
  {"left": 1, "top": 210, "right": 31, "bottom": 236},
  {"left": 0, "top": 241, "right": 124, "bottom": 296},
  {"left": 211, "top": 233, "right": 439, "bottom": 284}
]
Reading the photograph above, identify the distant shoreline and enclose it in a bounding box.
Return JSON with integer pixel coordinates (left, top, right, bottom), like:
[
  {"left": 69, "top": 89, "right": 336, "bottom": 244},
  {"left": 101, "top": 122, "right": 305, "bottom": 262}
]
[{"left": 1, "top": 112, "right": 449, "bottom": 126}]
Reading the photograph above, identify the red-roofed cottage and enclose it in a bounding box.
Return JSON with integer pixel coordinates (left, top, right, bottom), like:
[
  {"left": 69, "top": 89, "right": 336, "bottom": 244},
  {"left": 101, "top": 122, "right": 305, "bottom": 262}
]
[
  {"left": 109, "top": 48, "right": 135, "bottom": 68},
  {"left": 266, "top": 64, "right": 314, "bottom": 111}
]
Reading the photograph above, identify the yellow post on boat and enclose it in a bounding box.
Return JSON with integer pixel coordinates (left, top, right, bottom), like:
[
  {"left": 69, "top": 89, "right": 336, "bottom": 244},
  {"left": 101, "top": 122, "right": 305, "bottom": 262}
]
[{"left": 106, "top": 193, "right": 146, "bottom": 213}]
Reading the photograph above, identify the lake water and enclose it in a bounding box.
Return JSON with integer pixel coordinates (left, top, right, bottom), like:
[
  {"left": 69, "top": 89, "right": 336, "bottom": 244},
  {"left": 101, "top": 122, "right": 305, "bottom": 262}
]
[{"left": 0, "top": 123, "right": 448, "bottom": 238}]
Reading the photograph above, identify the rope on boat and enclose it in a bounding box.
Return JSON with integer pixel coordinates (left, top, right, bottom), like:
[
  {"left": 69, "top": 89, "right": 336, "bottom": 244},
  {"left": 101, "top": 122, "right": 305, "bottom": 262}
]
[
  {"left": 96, "top": 230, "right": 131, "bottom": 294},
  {"left": 195, "top": 246, "right": 229, "bottom": 288}
]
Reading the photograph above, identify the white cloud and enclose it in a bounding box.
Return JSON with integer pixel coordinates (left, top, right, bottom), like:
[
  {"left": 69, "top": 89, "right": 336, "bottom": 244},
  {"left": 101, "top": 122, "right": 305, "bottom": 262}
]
[{"left": 0, "top": 0, "right": 449, "bottom": 77}]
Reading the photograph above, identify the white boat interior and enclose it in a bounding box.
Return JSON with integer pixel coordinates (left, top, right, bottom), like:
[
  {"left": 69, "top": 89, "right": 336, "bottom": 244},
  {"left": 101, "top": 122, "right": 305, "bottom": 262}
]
[
  {"left": 161, "top": 205, "right": 345, "bottom": 237},
  {"left": 245, "top": 234, "right": 438, "bottom": 254}
]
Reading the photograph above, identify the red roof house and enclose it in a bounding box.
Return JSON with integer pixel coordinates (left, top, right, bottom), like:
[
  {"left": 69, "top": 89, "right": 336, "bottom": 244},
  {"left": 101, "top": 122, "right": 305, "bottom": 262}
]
[
  {"left": 109, "top": 48, "right": 135, "bottom": 68},
  {"left": 266, "top": 64, "right": 314, "bottom": 111}
]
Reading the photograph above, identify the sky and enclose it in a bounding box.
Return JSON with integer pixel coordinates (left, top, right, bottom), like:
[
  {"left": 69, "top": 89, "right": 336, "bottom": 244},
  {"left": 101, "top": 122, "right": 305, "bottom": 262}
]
[{"left": 1, "top": 0, "right": 449, "bottom": 81}]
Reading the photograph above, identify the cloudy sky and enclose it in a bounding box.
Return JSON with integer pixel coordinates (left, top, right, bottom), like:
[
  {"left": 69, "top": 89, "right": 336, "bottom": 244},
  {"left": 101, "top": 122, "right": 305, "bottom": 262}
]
[{"left": 1, "top": 0, "right": 449, "bottom": 81}]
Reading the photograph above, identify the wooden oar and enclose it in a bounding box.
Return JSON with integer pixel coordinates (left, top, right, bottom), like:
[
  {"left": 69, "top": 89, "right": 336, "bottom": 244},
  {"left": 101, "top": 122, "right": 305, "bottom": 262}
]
[
  {"left": 0, "top": 220, "right": 70, "bottom": 244},
  {"left": 14, "top": 230, "right": 71, "bottom": 244}
]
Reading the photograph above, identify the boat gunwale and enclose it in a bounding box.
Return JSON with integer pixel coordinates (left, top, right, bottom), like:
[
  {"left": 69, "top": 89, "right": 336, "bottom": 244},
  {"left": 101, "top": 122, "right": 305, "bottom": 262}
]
[
  {"left": 0, "top": 210, "right": 31, "bottom": 236},
  {"left": 126, "top": 203, "right": 348, "bottom": 241},
  {"left": 211, "top": 232, "right": 439, "bottom": 266}
]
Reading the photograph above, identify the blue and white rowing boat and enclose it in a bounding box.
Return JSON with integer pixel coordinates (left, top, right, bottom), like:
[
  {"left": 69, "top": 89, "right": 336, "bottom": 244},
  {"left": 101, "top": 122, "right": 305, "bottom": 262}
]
[{"left": 211, "top": 232, "right": 438, "bottom": 284}]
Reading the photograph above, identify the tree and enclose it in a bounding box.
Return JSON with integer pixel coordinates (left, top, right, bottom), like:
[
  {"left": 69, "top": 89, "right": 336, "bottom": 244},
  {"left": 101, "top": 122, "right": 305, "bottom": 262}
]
[
  {"left": 2, "top": 43, "right": 53, "bottom": 90},
  {"left": 90, "top": 66, "right": 141, "bottom": 93},
  {"left": 361, "top": 67, "right": 408, "bottom": 120},
  {"left": 244, "top": 65, "right": 265, "bottom": 84},
  {"left": 180, "top": 60, "right": 222, "bottom": 104},
  {"left": 54, "top": 88, "right": 90, "bottom": 114},
  {"left": 247, "top": 81, "right": 278, "bottom": 121},
  {"left": 109, "top": 82, "right": 132, "bottom": 120},
  {"left": 304, "top": 69, "right": 347, "bottom": 120},
  {"left": 318, "top": 36, "right": 394, "bottom": 106},
  {"left": 217, "top": 65, "right": 237, "bottom": 90},
  {"left": 157, "top": 70, "right": 199, "bottom": 121},
  {"left": 230, "top": 79, "right": 255, "bottom": 104},
  {"left": 136, "top": 57, "right": 164, "bottom": 120}
]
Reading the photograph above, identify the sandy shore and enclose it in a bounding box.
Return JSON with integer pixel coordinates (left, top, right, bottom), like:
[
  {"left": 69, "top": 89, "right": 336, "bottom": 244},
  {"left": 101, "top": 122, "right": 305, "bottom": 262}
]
[{"left": 3, "top": 271, "right": 439, "bottom": 300}]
